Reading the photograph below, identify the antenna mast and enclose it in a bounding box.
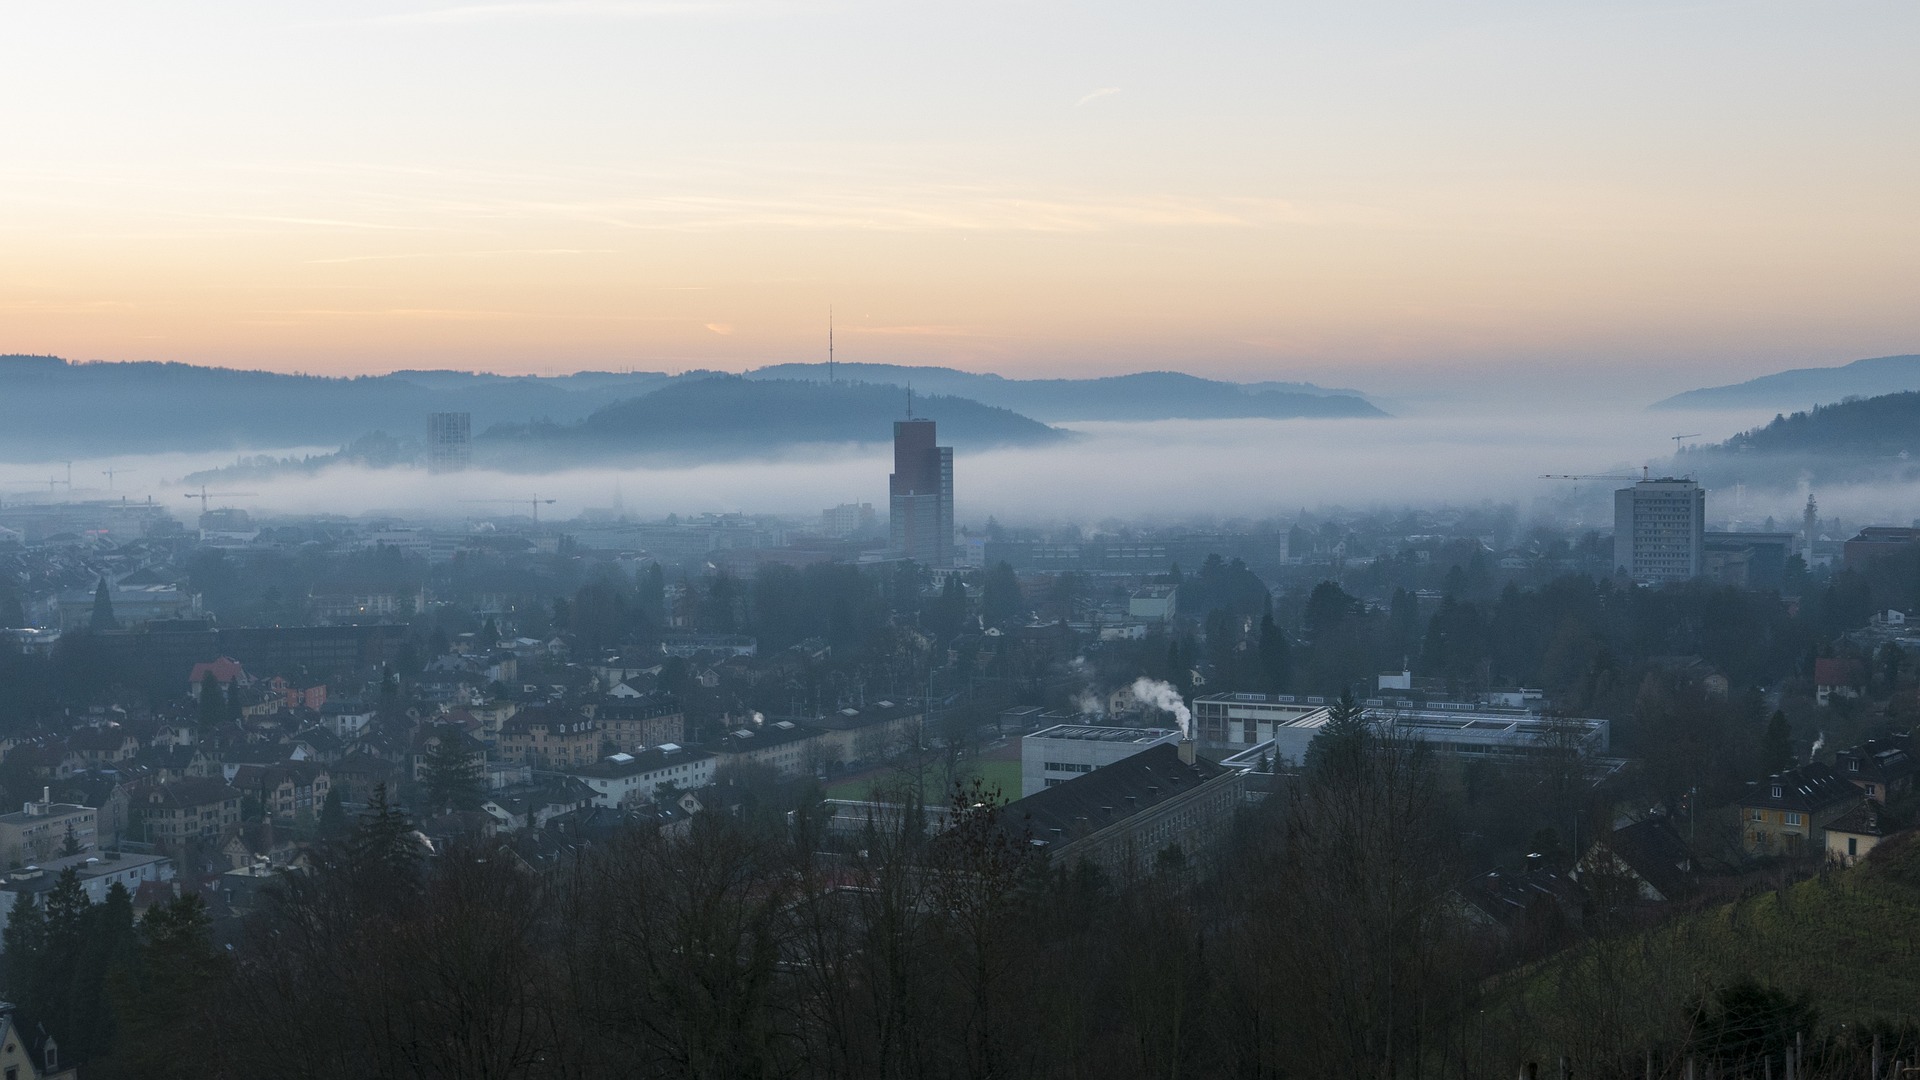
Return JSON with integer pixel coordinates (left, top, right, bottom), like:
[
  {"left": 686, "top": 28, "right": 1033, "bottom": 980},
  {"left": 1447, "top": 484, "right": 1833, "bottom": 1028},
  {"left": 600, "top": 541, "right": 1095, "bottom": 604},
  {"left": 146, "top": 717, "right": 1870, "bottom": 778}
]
[{"left": 907, "top": 384, "right": 914, "bottom": 419}]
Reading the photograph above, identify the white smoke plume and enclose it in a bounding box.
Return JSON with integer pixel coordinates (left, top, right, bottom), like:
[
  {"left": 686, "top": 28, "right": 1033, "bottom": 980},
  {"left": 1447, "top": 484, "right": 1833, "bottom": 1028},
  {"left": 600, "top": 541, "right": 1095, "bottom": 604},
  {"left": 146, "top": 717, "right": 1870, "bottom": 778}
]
[
  {"left": 1072, "top": 690, "right": 1106, "bottom": 718},
  {"left": 1130, "top": 677, "right": 1191, "bottom": 740},
  {"left": 1809, "top": 730, "right": 1825, "bottom": 763}
]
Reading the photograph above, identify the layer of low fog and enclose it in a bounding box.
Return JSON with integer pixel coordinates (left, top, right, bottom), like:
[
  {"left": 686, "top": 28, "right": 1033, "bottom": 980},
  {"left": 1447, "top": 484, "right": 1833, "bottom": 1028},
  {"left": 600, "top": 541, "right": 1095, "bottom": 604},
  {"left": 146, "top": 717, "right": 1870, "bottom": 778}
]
[{"left": 6, "top": 406, "right": 1916, "bottom": 529}]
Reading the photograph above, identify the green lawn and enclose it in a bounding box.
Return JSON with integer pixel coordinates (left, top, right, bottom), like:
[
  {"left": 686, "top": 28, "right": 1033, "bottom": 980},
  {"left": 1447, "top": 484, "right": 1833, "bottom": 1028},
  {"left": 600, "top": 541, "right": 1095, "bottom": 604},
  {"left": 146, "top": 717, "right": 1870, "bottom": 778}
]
[{"left": 825, "top": 757, "right": 1023, "bottom": 804}]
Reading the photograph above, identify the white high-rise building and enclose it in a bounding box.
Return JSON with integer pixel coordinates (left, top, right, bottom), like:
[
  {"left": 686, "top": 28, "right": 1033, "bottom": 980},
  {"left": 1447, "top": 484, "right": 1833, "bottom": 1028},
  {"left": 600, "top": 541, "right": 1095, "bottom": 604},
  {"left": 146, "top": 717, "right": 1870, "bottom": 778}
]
[{"left": 1614, "top": 477, "right": 1706, "bottom": 582}]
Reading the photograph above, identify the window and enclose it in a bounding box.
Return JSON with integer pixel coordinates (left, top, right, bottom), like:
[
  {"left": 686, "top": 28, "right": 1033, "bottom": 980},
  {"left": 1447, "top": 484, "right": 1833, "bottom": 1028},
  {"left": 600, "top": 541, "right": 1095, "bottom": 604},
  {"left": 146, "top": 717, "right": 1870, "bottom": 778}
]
[
  {"left": 1867, "top": 784, "right": 1877, "bottom": 797},
  {"left": 1749, "top": 809, "right": 1765, "bottom": 821},
  {"left": 1770, "top": 785, "right": 1782, "bottom": 799},
  {"left": 1784, "top": 812, "right": 1803, "bottom": 827},
  {"left": 1849, "top": 837, "right": 1859, "bottom": 856}
]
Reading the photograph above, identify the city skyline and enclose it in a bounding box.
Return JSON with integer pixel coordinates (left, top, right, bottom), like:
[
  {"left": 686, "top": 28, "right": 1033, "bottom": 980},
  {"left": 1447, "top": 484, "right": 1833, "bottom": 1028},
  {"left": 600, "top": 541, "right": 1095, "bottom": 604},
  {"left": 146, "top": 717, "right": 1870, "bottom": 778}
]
[{"left": 5, "top": 1, "right": 1917, "bottom": 402}]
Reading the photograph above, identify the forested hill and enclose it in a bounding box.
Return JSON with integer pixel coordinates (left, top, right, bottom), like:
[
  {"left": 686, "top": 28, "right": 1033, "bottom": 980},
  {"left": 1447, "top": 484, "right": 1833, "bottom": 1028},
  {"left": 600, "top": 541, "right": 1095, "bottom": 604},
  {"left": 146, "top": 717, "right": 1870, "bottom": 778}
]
[
  {"left": 1676, "top": 390, "right": 1920, "bottom": 487},
  {"left": 746, "top": 363, "right": 1388, "bottom": 420},
  {"left": 479, "top": 376, "right": 1066, "bottom": 466}
]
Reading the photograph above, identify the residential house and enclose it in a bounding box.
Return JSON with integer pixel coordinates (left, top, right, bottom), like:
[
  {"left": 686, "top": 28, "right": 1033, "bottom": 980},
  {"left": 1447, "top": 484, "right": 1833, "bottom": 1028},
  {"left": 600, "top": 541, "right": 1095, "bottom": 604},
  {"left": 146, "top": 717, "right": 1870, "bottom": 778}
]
[
  {"left": 1833, "top": 737, "right": 1916, "bottom": 803},
  {"left": 1739, "top": 764, "right": 1865, "bottom": 856},
  {"left": 67, "top": 725, "right": 141, "bottom": 766},
  {"left": 229, "top": 761, "right": 331, "bottom": 822},
  {"left": 1815, "top": 658, "right": 1867, "bottom": 706},
  {"left": 187, "top": 657, "right": 250, "bottom": 696},
  {"left": 497, "top": 706, "right": 601, "bottom": 769},
  {"left": 138, "top": 777, "right": 244, "bottom": 847},
  {"left": 1574, "top": 816, "right": 1700, "bottom": 902},
  {"left": 0, "top": 1000, "right": 78, "bottom": 1079},
  {"left": 1825, "top": 800, "right": 1899, "bottom": 866},
  {"left": 593, "top": 695, "right": 686, "bottom": 753},
  {"left": 480, "top": 778, "right": 599, "bottom": 831}
]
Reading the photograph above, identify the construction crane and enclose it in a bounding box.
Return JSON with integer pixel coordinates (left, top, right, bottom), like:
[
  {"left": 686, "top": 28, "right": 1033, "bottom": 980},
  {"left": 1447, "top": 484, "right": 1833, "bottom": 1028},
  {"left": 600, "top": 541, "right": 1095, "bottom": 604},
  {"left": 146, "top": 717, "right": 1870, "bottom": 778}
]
[
  {"left": 183, "top": 485, "right": 258, "bottom": 510},
  {"left": 1540, "top": 468, "right": 1650, "bottom": 482},
  {"left": 463, "top": 496, "right": 557, "bottom": 523},
  {"left": 1670, "top": 433, "right": 1703, "bottom": 447},
  {"left": 101, "top": 466, "right": 136, "bottom": 490}
]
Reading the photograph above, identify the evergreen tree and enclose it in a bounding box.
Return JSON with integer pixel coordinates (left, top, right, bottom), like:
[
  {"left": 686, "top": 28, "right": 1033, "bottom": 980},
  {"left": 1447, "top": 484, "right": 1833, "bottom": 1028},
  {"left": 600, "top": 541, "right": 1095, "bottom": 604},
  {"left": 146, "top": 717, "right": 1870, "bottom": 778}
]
[
  {"left": 1304, "top": 690, "right": 1369, "bottom": 778},
  {"left": 1, "top": 890, "right": 44, "bottom": 997},
  {"left": 1761, "top": 710, "right": 1795, "bottom": 774},
  {"left": 89, "top": 577, "right": 116, "bottom": 631},
  {"left": 196, "top": 671, "right": 223, "bottom": 730},
  {"left": 348, "top": 783, "right": 422, "bottom": 908},
  {"left": 110, "top": 894, "right": 225, "bottom": 1080},
  {"left": 0, "top": 583, "right": 25, "bottom": 629},
  {"left": 225, "top": 676, "right": 245, "bottom": 722},
  {"left": 1258, "top": 611, "right": 1292, "bottom": 693},
  {"left": 981, "top": 562, "right": 1021, "bottom": 627},
  {"left": 318, "top": 785, "right": 348, "bottom": 839},
  {"left": 419, "top": 726, "right": 485, "bottom": 813}
]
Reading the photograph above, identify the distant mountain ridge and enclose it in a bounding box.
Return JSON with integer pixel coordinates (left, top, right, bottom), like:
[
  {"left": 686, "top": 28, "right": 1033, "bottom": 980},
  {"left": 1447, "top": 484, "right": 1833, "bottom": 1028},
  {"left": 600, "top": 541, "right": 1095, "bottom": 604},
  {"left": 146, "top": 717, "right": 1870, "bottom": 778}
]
[
  {"left": 1651, "top": 354, "right": 1920, "bottom": 412},
  {"left": 0, "top": 353, "right": 1383, "bottom": 463}
]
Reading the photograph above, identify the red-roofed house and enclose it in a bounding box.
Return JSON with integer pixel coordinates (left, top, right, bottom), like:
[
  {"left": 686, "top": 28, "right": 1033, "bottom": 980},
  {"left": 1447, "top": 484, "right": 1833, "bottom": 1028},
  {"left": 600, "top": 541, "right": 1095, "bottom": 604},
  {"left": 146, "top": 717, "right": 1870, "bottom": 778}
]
[
  {"left": 1815, "top": 658, "right": 1866, "bottom": 706},
  {"left": 188, "top": 657, "right": 250, "bottom": 698}
]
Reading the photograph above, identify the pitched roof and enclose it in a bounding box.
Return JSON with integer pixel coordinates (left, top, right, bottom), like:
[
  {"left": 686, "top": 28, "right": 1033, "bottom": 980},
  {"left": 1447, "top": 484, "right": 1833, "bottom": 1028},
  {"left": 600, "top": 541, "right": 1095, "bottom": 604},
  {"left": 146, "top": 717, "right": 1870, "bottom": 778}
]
[
  {"left": 1741, "top": 763, "right": 1864, "bottom": 814},
  {"left": 1815, "top": 658, "right": 1866, "bottom": 687},
  {"left": 1835, "top": 737, "right": 1916, "bottom": 786},
  {"left": 1593, "top": 817, "right": 1698, "bottom": 901},
  {"left": 142, "top": 777, "right": 241, "bottom": 810},
  {"left": 1828, "top": 799, "right": 1896, "bottom": 839},
  {"left": 1003, "top": 743, "right": 1227, "bottom": 845}
]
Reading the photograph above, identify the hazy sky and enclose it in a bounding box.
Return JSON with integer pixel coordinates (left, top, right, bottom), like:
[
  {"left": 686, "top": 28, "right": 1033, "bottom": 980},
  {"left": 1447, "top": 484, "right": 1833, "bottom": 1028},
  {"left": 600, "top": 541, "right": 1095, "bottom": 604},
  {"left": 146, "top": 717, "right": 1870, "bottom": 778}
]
[{"left": 5, "top": 1, "right": 1916, "bottom": 397}]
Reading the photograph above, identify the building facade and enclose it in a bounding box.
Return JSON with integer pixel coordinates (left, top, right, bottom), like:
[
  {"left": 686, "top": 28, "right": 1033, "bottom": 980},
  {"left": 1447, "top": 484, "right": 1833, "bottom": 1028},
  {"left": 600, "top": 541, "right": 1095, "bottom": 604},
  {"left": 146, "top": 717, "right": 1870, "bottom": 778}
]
[
  {"left": 888, "top": 418, "right": 953, "bottom": 566},
  {"left": 1020, "top": 724, "right": 1181, "bottom": 797},
  {"left": 1739, "top": 763, "right": 1863, "bottom": 856},
  {"left": 1613, "top": 478, "right": 1706, "bottom": 582},
  {"left": 428, "top": 411, "right": 472, "bottom": 473},
  {"left": 569, "top": 745, "right": 715, "bottom": 807}
]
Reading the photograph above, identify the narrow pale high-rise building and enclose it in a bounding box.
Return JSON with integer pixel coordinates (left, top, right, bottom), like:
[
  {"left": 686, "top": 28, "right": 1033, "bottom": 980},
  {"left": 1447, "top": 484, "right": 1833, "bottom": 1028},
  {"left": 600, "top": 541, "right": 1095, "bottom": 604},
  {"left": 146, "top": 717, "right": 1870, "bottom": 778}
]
[{"left": 1613, "top": 477, "right": 1705, "bottom": 582}]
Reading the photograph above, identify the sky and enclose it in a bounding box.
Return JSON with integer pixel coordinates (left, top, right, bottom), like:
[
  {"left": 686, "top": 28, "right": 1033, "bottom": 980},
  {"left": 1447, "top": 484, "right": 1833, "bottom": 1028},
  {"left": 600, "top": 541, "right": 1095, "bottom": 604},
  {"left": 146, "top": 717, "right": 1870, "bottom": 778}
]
[{"left": 4, "top": 0, "right": 1917, "bottom": 400}]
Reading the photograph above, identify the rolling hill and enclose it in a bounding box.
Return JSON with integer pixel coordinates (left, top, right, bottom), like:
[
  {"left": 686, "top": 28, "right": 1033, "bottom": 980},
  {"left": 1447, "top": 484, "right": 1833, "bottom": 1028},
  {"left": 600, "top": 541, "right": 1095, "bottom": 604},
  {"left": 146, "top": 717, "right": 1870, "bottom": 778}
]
[{"left": 1651, "top": 354, "right": 1920, "bottom": 413}]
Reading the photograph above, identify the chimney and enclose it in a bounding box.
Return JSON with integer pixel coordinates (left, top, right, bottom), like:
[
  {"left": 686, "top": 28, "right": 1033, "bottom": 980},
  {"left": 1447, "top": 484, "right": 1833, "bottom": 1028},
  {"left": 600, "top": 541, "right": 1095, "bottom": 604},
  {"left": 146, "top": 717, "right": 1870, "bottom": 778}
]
[{"left": 1178, "top": 739, "right": 1196, "bottom": 766}]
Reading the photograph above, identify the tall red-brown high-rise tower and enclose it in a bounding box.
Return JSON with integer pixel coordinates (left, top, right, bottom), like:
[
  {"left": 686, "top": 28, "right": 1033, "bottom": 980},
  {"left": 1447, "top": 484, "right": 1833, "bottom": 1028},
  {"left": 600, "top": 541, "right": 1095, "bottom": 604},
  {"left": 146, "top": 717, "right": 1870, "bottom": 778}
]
[{"left": 889, "top": 416, "right": 953, "bottom": 565}]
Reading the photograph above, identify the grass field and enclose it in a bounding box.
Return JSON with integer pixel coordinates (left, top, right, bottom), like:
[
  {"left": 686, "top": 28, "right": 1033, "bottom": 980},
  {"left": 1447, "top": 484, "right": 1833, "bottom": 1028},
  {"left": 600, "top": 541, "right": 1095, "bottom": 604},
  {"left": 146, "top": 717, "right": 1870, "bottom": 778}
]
[{"left": 824, "top": 741, "right": 1023, "bottom": 804}]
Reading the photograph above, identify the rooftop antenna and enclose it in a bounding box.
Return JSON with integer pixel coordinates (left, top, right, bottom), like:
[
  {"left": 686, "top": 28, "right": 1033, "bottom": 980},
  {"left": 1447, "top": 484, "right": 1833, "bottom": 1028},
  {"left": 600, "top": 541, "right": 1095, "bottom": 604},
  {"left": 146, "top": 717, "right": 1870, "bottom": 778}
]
[{"left": 907, "top": 384, "right": 914, "bottom": 419}]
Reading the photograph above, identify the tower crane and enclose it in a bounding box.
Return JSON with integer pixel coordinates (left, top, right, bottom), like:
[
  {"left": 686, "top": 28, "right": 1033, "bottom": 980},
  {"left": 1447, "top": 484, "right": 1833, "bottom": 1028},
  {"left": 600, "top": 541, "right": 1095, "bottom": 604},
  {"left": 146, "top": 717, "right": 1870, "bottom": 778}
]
[
  {"left": 463, "top": 496, "right": 557, "bottom": 523},
  {"left": 183, "top": 485, "right": 258, "bottom": 511},
  {"left": 1670, "top": 433, "right": 1703, "bottom": 447},
  {"left": 1540, "top": 468, "right": 1650, "bottom": 482},
  {"left": 101, "top": 467, "right": 136, "bottom": 490}
]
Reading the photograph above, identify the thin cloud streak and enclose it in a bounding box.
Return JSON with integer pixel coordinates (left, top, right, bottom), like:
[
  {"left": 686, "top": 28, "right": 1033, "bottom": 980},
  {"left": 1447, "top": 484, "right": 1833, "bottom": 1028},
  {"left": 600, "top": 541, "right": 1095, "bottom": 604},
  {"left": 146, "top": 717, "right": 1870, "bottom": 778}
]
[
  {"left": 305, "top": 248, "right": 617, "bottom": 264},
  {"left": 325, "top": 1, "right": 751, "bottom": 27},
  {"left": 1073, "top": 86, "right": 1122, "bottom": 108}
]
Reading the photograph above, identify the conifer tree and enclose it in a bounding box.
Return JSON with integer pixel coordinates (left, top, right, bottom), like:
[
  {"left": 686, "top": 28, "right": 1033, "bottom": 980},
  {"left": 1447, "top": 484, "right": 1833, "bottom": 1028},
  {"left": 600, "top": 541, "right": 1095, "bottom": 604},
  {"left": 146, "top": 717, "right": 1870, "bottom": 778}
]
[{"left": 90, "top": 577, "right": 116, "bottom": 631}]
